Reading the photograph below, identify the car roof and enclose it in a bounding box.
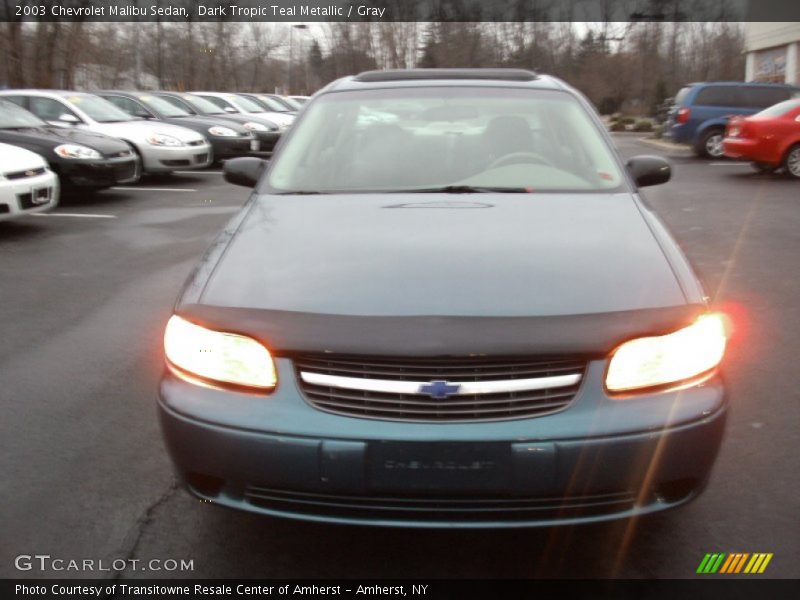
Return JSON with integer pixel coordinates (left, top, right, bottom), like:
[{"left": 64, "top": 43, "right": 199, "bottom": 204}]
[{"left": 324, "top": 69, "right": 567, "bottom": 93}]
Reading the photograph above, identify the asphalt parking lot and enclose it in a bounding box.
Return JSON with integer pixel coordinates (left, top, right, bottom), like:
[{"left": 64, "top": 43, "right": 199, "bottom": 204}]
[{"left": 1, "top": 135, "right": 798, "bottom": 579}]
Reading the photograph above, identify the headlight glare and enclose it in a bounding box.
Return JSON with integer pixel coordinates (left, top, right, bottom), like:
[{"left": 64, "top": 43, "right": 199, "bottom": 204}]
[
  {"left": 164, "top": 315, "right": 277, "bottom": 391},
  {"left": 146, "top": 133, "right": 183, "bottom": 147},
  {"left": 54, "top": 144, "right": 102, "bottom": 159},
  {"left": 208, "top": 125, "right": 237, "bottom": 137},
  {"left": 605, "top": 313, "right": 727, "bottom": 394},
  {"left": 243, "top": 121, "right": 269, "bottom": 132}
]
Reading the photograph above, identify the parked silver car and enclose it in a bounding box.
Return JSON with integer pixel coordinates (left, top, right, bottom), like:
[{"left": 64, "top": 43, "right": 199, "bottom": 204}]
[{"left": 0, "top": 91, "right": 213, "bottom": 173}]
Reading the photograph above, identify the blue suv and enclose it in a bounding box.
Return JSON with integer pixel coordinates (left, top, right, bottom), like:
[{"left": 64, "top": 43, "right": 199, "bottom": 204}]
[{"left": 666, "top": 82, "right": 800, "bottom": 158}]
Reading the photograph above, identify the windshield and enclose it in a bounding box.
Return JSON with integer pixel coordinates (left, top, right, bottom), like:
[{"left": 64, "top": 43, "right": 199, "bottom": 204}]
[
  {"left": 138, "top": 95, "right": 190, "bottom": 117},
  {"left": 268, "top": 87, "right": 624, "bottom": 193},
  {"left": 255, "top": 95, "right": 290, "bottom": 112},
  {"left": 0, "top": 101, "right": 47, "bottom": 128},
  {"left": 230, "top": 94, "right": 267, "bottom": 113},
  {"left": 755, "top": 98, "right": 800, "bottom": 117},
  {"left": 65, "top": 94, "right": 135, "bottom": 122}
]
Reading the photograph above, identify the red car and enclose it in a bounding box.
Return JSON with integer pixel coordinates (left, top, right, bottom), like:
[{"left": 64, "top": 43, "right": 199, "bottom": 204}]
[{"left": 723, "top": 98, "right": 800, "bottom": 178}]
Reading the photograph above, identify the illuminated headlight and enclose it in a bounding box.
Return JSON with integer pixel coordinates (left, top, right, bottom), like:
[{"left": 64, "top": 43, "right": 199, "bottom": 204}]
[
  {"left": 54, "top": 144, "right": 102, "bottom": 159},
  {"left": 164, "top": 315, "right": 277, "bottom": 391},
  {"left": 243, "top": 121, "right": 269, "bottom": 132},
  {"left": 208, "top": 125, "right": 237, "bottom": 137},
  {"left": 605, "top": 313, "right": 727, "bottom": 394},
  {"left": 146, "top": 133, "right": 183, "bottom": 147}
]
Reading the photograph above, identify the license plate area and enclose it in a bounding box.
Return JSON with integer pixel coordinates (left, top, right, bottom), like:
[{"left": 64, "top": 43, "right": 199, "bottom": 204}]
[
  {"left": 32, "top": 187, "right": 51, "bottom": 205},
  {"left": 368, "top": 442, "right": 512, "bottom": 494},
  {"left": 250, "top": 140, "right": 260, "bottom": 152}
]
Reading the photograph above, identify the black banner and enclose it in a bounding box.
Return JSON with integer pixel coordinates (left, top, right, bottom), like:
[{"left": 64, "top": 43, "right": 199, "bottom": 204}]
[
  {"left": 3, "top": 579, "right": 800, "bottom": 600},
  {"left": 1, "top": 0, "right": 799, "bottom": 23}
]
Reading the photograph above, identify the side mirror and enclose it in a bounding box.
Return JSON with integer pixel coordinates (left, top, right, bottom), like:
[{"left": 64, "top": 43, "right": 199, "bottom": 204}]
[
  {"left": 224, "top": 157, "right": 268, "bottom": 188},
  {"left": 626, "top": 155, "right": 671, "bottom": 187},
  {"left": 58, "top": 113, "right": 80, "bottom": 125}
]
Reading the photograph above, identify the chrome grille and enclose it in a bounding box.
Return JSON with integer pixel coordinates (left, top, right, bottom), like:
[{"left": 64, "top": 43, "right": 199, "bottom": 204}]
[{"left": 294, "top": 355, "right": 585, "bottom": 422}]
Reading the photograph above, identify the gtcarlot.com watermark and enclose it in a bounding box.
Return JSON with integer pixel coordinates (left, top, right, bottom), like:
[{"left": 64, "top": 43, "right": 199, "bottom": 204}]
[{"left": 14, "top": 554, "right": 194, "bottom": 573}]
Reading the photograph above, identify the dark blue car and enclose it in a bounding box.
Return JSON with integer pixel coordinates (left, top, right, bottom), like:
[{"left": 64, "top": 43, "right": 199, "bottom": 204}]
[{"left": 666, "top": 81, "right": 800, "bottom": 158}]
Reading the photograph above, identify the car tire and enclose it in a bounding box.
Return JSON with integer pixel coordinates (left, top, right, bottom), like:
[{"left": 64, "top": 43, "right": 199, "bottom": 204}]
[
  {"left": 782, "top": 144, "right": 800, "bottom": 179},
  {"left": 695, "top": 127, "right": 726, "bottom": 159},
  {"left": 750, "top": 162, "right": 777, "bottom": 174}
]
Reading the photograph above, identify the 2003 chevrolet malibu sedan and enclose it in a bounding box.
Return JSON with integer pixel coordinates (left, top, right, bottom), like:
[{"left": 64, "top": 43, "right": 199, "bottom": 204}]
[{"left": 159, "top": 69, "right": 728, "bottom": 528}]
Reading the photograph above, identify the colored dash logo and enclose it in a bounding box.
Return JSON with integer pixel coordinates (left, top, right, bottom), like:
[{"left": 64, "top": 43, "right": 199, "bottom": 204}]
[{"left": 697, "top": 553, "right": 773, "bottom": 574}]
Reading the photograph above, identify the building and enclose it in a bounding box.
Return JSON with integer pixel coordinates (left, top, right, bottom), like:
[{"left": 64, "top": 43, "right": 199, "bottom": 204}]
[{"left": 744, "top": 23, "right": 800, "bottom": 84}]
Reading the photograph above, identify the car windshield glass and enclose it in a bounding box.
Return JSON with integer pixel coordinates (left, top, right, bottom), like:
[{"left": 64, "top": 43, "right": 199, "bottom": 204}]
[
  {"left": 0, "top": 101, "right": 47, "bottom": 128},
  {"left": 268, "top": 87, "right": 624, "bottom": 193},
  {"left": 138, "top": 95, "right": 190, "bottom": 117},
  {"left": 232, "top": 95, "right": 267, "bottom": 113},
  {"left": 755, "top": 98, "right": 800, "bottom": 117},
  {"left": 282, "top": 97, "right": 303, "bottom": 110},
  {"left": 181, "top": 94, "right": 225, "bottom": 115},
  {"left": 256, "top": 95, "right": 290, "bottom": 112},
  {"left": 65, "top": 94, "right": 135, "bottom": 122}
]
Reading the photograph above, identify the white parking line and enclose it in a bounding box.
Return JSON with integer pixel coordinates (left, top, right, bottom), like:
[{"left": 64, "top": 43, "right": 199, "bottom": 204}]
[
  {"left": 31, "top": 212, "right": 117, "bottom": 219},
  {"left": 179, "top": 171, "right": 223, "bottom": 175},
  {"left": 110, "top": 187, "right": 198, "bottom": 192},
  {"left": 708, "top": 162, "right": 749, "bottom": 167}
]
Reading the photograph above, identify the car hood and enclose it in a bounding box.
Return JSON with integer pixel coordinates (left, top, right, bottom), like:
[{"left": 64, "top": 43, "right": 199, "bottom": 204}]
[
  {"left": 89, "top": 120, "right": 206, "bottom": 143},
  {"left": 198, "top": 192, "right": 687, "bottom": 318},
  {"left": 0, "top": 126, "right": 131, "bottom": 155},
  {"left": 0, "top": 142, "right": 47, "bottom": 171}
]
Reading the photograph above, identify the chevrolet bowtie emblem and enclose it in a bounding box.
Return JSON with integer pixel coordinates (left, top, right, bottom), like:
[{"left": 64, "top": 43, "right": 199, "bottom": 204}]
[{"left": 418, "top": 380, "right": 461, "bottom": 399}]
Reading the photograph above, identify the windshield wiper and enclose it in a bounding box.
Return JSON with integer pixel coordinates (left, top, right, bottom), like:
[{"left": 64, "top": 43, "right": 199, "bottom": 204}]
[{"left": 406, "top": 185, "right": 532, "bottom": 194}]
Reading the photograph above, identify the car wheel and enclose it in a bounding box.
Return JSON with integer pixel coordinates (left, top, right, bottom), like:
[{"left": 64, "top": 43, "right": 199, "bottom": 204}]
[
  {"left": 696, "top": 128, "right": 725, "bottom": 159},
  {"left": 750, "top": 162, "right": 777, "bottom": 174},
  {"left": 783, "top": 144, "right": 800, "bottom": 179}
]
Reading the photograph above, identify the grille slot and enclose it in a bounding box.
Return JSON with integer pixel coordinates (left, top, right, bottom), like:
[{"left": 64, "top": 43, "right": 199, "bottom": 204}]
[
  {"left": 295, "top": 355, "right": 585, "bottom": 422},
  {"left": 244, "top": 486, "right": 636, "bottom": 522},
  {"left": 5, "top": 167, "right": 46, "bottom": 180}
]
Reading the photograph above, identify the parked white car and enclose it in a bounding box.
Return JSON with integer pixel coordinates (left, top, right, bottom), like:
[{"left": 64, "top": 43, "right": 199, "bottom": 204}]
[
  {"left": 191, "top": 92, "right": 295, "bottom": 129},
  {"left": 0, "top": 143, "right": 59, "bottom": 221},
  {"left": 0, "top": 91, "right": 212, "bottom": 173}
]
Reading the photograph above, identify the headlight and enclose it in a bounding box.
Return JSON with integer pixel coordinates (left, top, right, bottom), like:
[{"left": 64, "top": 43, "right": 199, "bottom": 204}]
[
  {"left": 208, "top": 125, "right": 237, "bottom": 137},
  {"left": 605, "top": 313, "right": 727, "bottom": 394},
  {"left": 146, "top": 133, "right": 183, "bottom": 147},
  {"left": 164, "top": 315, "right": 277, "bottom": 391},
  {"left": 54, "top": 144, "right": 102, "bottom": 160},
  {"left": 243, "top": 121, "right": 269, "bottom": 132}
]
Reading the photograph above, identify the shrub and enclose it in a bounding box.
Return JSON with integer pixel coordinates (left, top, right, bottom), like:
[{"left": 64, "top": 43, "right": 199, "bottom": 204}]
[
  {"left": 632, "top": 119, "right": 654, "bottom": 132},
  {"left": 618, "top": 116, "right": 636, "bottom": 125},
  {"left": 610, "top": 121, "right": 628, "bottom": 132}
]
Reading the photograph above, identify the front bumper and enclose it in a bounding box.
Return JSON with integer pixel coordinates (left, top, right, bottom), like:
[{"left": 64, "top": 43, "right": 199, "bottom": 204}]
[
  {"left": 57, "top": 156, "right": 140, "bottom": 188},
  {"left": 158, "top": 359, "right": 727, "bottom": 528},
  {"left": 139, "top": 142, "right": 213, "bottom": 172},
  {"left": 0, "top": 171, "right": 59, "bottom": 221},
  {"left": 253, "top": 131, "right": 281, "bottom": 153},
  {"left": 210, "top": 135, "right": 260, "bottom": 160}
]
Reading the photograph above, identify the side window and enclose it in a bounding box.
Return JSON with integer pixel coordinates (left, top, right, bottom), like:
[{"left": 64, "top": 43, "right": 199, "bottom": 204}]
[
  {"left": 29, "top": 97, "right": 79, "bottom": 122},
  {"left": 741, "top": 87, "right": 791, "bottom": 109},
  {"left": 2, "top": 95, "right": 27, "bottom": 109},
  {"left": 694, "top": 86, "right": 739, "bottom": 107},
  {"left": 105, "top": 96, "right": 151, "bottom": 118}
]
